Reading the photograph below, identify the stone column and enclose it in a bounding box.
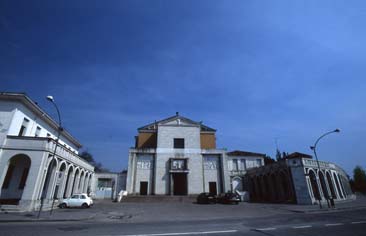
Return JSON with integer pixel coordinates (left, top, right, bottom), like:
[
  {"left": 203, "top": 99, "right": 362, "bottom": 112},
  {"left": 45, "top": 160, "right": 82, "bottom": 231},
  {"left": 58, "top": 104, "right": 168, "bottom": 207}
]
[
  {"left": 316, "top": 171, "right": 324, "bottom": 200},
  {"left": 132, "top": 153, "right": 137, "bottom": 194},
  {"left": 331, "top": 172, "right": 342, "bottom": 199},
  {"left": 47, "top": 170, "right": 59, "bottom": 200},
  {"left": 66, "top": 174, "right": 75, "bottom": 197},
  {"left": 73, "top": 175, "right": 80, "bottom": 194},
  {"left": 170, "top": 173, "right": 174, "bottom": 196},
  {"left": 305, "top": 176, "right": 315, "bottom": 201},
  {"left": 79, "top": 173, "right": 85, "bottom": 193},
  {"left": 58, "top": 170, "right": 68, "bottom": 199}
]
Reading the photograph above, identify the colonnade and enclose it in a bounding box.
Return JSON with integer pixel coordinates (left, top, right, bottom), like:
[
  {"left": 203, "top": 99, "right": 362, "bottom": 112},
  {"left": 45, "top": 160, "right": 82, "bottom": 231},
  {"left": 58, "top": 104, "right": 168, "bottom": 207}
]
[
  {"left": 247, "top": 170, "right": 296, "bottom": 203},
  {"left": 39, "top": 156, "right": 94, "bottom": 202},
  {"left": 0, "top": 153, "right": 94, "bottom": 208},
  {"left": 306, "top": 168, "right": 352, "bottom": 203}
]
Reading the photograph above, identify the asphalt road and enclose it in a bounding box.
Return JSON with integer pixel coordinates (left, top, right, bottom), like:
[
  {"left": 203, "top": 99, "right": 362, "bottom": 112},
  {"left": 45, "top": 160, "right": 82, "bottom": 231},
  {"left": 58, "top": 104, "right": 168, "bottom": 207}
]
[{"left": 1, "top": 209, "right": 366, "bottom": 236}]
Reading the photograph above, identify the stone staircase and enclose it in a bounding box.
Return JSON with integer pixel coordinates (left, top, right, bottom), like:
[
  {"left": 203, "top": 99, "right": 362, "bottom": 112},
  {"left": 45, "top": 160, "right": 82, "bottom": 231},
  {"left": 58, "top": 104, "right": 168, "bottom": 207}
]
[
  {"left": 0, "top": 204, "right": 22, "bottom": 212},
  {"left": 121, "top": 195, "right": 197, "bottom": 203}
]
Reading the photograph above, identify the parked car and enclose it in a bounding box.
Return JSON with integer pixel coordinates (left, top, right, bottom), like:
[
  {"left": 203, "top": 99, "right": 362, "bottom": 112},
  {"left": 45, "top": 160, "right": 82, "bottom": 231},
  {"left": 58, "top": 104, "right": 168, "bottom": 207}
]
[
  {"left": 59, "top": 193, "right": 93, "bottom": 208},
  {"left": 197, "top": 192, "right": 217, "bottom": 204},
  {"left": 216, "top": 192, "right": 240, "bottom": 204}
]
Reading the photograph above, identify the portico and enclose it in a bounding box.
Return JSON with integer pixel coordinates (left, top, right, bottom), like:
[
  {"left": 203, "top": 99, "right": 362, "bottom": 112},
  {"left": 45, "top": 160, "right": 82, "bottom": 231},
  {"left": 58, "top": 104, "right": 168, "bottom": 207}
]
[{"left": 0, "top": 93, "right": 94, "bottom": 211}]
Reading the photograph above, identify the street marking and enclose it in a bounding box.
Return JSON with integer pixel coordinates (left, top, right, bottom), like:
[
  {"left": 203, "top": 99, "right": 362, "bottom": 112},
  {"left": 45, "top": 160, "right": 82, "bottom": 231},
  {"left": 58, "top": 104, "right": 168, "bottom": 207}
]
[
  {"left": 255, "top": 228, "right": 276, "bottom": 231},
  {"left": 107, "top": 230, "right": 238, "bottom": 236},
  {"left": 292, "top": 225, "right": 312, "bottom": 229},
  {"left": 351, "top": 221, "right": 366, "bottom": 224},
  {"left": 325, "top": 223, "right": 344, "bottom": 227}
]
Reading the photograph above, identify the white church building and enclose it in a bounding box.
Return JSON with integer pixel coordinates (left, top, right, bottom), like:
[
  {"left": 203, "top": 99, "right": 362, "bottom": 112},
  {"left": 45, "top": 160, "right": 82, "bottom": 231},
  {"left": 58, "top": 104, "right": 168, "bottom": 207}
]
[
  {"left": 0, "top": 92, "right": 94, "bottom": 211},
  {"left": 126, "top": 113, "right": 265, "bottom": 196}
]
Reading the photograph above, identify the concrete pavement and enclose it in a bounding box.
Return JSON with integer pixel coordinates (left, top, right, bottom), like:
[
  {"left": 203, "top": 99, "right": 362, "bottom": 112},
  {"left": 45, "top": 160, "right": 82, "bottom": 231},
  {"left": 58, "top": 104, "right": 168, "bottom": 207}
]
[
  {"left": 0, "top": 194, "right": 365, "bottom": 223},
  {"left": 1, "top": 208, "right": 366, "bottom": 236}
]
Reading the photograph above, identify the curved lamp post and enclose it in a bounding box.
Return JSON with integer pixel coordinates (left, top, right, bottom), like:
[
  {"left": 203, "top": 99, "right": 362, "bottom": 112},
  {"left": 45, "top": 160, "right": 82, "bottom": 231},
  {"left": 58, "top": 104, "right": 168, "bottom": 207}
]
[
  {"left": 310, "top": 129, "right": 340, "bottom": 209},
  {"left": 38, "top": 96, "right": 63, "bottom": 218},
  {"left": 47, "top": 96, "right": 63, "bottom": 215}
]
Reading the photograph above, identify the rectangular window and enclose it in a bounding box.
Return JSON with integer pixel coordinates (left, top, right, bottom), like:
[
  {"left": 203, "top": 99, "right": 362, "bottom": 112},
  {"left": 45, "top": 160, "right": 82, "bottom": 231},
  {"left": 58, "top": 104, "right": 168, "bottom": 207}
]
[
  {"left": 256, "top": 159, "right": 262, "bottom": 166},
  {"left": 174, "top": 138, "right": 185, "bottom": 149},
  {"left": 18, "top": 118, "right": 29, "bottom": 136},
  {"left": 2, "top": 165, "right": 15, "bottom": 189},
  {"left": 18, "top": 168, "right": 29, "bottom": 189},
  {"left": 240, "top": 159, "right": 246, "bottom": 170},
  {"left": 35, "top": 126, "right": 41, "bottom": 137},
  {"left": 232, "top": 159, "right": 238, "bottom": 171}
]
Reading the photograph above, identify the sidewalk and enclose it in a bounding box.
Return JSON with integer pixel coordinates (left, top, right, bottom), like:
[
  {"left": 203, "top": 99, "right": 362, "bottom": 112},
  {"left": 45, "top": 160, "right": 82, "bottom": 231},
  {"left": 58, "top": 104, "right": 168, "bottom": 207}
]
[
  {"left": 273, "top": 194, "right": 366, "bottom": 213},
  {"left": 0, "top": 195, "right": 365, "bottom": 223},
  {"left": 0, "top": 208, "right": 97, "bottom": 223}
]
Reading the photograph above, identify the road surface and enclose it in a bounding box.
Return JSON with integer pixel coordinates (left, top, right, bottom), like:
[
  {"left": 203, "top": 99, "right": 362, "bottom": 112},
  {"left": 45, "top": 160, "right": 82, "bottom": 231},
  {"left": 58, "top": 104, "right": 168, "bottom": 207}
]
[{"left": 1, "top": 208, "right": 365, "bottom": 236}]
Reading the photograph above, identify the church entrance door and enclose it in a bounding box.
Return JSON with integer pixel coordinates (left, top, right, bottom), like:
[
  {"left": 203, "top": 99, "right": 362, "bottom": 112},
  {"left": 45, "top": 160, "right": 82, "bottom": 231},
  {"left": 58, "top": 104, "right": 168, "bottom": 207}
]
[{"left": 172, "top": 173, "right": 187, "bottom": 195}]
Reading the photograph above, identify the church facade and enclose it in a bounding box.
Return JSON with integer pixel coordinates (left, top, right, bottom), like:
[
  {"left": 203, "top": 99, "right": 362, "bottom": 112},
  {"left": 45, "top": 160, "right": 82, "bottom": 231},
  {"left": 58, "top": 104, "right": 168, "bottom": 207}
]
[{"left": 126, "top": 113, "right": 265, "bottom": 196}]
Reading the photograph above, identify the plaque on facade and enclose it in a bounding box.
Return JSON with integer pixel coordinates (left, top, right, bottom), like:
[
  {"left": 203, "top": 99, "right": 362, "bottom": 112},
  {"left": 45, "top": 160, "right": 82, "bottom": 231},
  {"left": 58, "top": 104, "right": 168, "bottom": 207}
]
[
  {"left": 172, "top": 159, "right": 185, "bottom": 170},
  {"left": 204, "top": 156, "right": 218, "bottom": 170},
  {"left": 137, "top": 156, "right": 152, "bottom": 169},
  {"left": 170, "top": 159, "right": 187, "bottom": 171}
]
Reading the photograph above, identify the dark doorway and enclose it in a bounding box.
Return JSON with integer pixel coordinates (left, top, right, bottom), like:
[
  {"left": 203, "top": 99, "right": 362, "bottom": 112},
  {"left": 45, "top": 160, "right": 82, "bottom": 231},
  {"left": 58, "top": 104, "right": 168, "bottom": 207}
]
[
  {"left": 140, "top": 182, "right": 148, "bottom": 195},
  {"left": 209, "top": 182, "right": 217, "bottom": 195},
  {"left": 173, "top": 173, "right": 187, "bottom": 195},
  {"left": 0, "top": 154, "right": 31, "bottom": 205}
]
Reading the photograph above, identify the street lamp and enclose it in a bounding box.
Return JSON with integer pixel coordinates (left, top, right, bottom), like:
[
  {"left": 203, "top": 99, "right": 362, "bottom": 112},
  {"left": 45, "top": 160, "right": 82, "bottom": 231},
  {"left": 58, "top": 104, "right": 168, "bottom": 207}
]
[
  {"left": 310, "top": 129, "right": 340, "bottom": 209},
  {"left": 38, "top": 96, "right": 63, "bottom": 218}
]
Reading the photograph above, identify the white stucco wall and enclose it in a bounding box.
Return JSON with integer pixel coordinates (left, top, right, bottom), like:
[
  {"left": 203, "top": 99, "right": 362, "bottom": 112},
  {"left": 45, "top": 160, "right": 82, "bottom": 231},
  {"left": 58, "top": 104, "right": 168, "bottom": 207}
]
[
  {"left": 227, "top": 155, "right": 264, "bottom": 171},
  {"left": 0, "top": 101, "right": 17, "bottom": 147},
  {"left": 203, "top": 155, "right": 221, "bottom": 193},
  {"left": 7, "top": 103, "right": 79, "bottom": 153},
  {"left": 157, "top": 125, "right": 200, "bottom": 150},
  {"left": 134, "top": 154, "right": 154, "bottom": 195},
  {"left": 154, "top": 125, "right": 203, "bottom": 195}
]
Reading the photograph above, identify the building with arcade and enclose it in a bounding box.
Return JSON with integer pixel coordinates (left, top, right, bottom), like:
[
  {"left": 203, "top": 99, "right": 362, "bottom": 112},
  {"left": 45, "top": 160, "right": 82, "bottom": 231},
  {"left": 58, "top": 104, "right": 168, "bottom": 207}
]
[{"left": 0, "top": 92, "right": 94, "bottom": 211}]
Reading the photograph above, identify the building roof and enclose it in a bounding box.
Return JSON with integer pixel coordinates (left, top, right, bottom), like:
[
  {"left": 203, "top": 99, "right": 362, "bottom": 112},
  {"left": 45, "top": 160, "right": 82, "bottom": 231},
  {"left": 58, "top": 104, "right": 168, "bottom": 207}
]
[
  {"left": 227, "top": 150, "right": 266, "bottom": 157},
  {"left": 138, "top": 112, "right": 216, "bottom": 132},
  {"left": 286, "top": 152, "right": 313, "bottom": 159},
  {"left": 0, "top": 92, "right": 82, "bottom": 148}
]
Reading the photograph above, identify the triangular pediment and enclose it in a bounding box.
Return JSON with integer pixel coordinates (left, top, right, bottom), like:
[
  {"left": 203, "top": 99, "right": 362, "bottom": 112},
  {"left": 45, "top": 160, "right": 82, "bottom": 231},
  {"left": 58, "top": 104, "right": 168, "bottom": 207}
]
[
  {"left": 160, "top": 117, "right": 198, "bottom": 126},
  {"left": 138, "top": 114, "right": 216, "bottom": 132}
]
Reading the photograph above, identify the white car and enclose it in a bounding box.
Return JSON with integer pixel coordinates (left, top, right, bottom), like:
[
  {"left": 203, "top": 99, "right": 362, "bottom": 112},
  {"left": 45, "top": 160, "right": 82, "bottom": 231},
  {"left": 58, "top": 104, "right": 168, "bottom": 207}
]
[{"left": 59, "top": 193, "right": 93, "bottom": 208}]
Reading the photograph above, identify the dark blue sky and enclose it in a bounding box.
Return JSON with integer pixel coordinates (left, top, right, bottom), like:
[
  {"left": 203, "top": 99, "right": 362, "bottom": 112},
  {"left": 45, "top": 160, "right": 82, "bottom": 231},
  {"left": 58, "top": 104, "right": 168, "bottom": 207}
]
[{"left": 1, "top": 1, "right": 365, "bottom": 174}]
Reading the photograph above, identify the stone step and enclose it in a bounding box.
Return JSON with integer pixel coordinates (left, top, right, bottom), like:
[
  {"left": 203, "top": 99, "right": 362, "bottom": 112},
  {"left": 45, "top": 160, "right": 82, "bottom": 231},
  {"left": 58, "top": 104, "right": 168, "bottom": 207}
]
[
  {"left": 0, "top": 204, "right": 22, "bottom": 212},
  {"left": 121, "top": 195, "right": 197, "bottom": 203}
]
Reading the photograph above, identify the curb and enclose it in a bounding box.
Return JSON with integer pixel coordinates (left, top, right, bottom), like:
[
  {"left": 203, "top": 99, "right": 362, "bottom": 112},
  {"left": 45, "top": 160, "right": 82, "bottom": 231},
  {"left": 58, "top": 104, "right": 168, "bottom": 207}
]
[
  {"left": 287, "top": 205, "right": 366, "bottom": 214},
  {"left": 0, "top": 218, "right": 91, "bottom": 223},
  {"left": 0, "top": 213, "right": 97, "bottom": 223}
]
